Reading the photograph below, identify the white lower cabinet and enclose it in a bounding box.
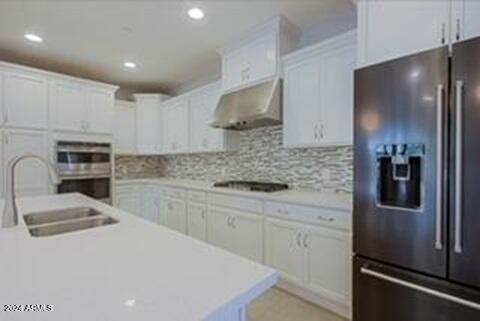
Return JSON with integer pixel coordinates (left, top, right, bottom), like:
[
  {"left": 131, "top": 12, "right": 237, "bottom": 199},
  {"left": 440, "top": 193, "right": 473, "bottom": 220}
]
[
  {"left": 3, "top": 129, "right": 50, "bottom": 196},
  {"left": 115, "top": 185, "right": 142, "bottom": 216},
  {"left": 163, "top": 196, "right": 187, "bottom": 233},
  {"left": 207, "top": 206, "right": 263, "bottom": 263},
  {"left": 304, "top": 225, "right": 351, "bottom": 307},
  {"left": 265, "top": 217, "right": 351, "bottom": 310},
  {"left": 187, "top": 202, "right": 207, "bottom": 241},
  {"left": 265, "top": 218, "right": 305, "bottom": 285},
  {"left": 141, "top": 186, "right": 161, "bottom": 223}
]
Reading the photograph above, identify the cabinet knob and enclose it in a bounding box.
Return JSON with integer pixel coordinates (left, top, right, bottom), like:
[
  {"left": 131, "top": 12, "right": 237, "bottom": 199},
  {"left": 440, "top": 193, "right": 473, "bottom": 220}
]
[{"left": 296, "top": 232, "right": 302, "bottom": 247}]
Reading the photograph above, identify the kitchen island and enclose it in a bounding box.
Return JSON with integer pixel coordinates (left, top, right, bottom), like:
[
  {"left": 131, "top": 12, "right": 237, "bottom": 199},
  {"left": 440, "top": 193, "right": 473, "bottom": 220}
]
[{"left": 0, "top": 193, "right": 278, "bottom": 321}]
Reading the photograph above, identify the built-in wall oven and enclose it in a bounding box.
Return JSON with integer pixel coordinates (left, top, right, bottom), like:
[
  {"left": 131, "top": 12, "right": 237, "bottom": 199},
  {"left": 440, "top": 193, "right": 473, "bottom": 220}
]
[{"left": 56, "top": 141, "right": 112, "bottom": 204}]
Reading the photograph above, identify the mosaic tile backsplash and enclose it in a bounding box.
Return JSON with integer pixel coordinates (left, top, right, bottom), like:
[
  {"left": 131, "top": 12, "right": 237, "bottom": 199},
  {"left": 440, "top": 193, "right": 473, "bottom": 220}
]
[{"left": 115, "top": 126, "right": 353, "bottom": 193}]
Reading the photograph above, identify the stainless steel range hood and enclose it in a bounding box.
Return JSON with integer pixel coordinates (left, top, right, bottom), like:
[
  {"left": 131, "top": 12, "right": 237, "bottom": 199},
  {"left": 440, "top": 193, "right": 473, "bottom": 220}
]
[{"left": 210, "top": 78, "right": 282, "bottom": 130}]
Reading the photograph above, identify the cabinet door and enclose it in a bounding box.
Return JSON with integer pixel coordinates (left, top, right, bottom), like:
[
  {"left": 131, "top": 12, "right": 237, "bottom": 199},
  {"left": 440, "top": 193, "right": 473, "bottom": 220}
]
[
  {"left": 86, "top": 88, "right": 114, "bottom": 134},
  {"left": 246, "top": 33, "right": 277, "bottom": 84},
  {"left": 320, "top": 43, "right": 355, "bottom": 146},
  {"left": 222, "top": 49, "right": 245, "bottom": 92},
  {"left": 116, "top": 193, "right": 141, "bottom": 216},
  {"left": 190, "top": 90, "right": 224, "bottom": 153},
  {"left": 265, "top": 218, "right": 305, "bottom": 285},
  {"left": 283, "top": 58, "right": 320, "bottom": 147},
  {"left": 187, "top": 202, "right": 207, "bottom": 241},
  {"left": 3, "top": 130, "right": 49, "bottom": 196},
  {"left": 0, "top": 71, "right": 4, "bottom": 125},
  {"left": 359, "top": 0, "right": 450, "bottom": 67},
  {"left": 452, "top": 0, "right": 480, "bottom": 42},
  {"left": 144, "top": 192, "right": 161, "bottom": 223},
  {"left": 136, "top": 99, "right": 161, "bottom": 154},
  {"left": 52, "top": 80, "right": 86, "bottom": 132},
  {"left": 304, "top": 225, "right": 351, "bottom": 306},
  {"left": 189, "top": 96, "right": 208, "bottom": 153},
  {"left": 231, "top": 211, "right": 263, "bottom": 263},
  {"left": 4, "top": 70, "right": 48, "bottom": 129},
  {"left": 164, "top": 197, "right": 187, "bottom": 233},
  {"left": 163, "top": 98, "right": 189, "bottom": 154},
  {"left": 207, "top": 206, "right": 234, "bottom": 252},
  {"left": 114, "top": 101, "right": 136, "bottom": 154}
]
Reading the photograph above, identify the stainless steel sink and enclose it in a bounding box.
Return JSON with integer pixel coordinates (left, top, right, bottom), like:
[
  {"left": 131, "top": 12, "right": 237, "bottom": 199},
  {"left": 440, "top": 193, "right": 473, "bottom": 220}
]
[
  {"left": 28, "top": 216, "right": 118, "bottom": 237},
  {"left": 24, "top": 207, "right": 103, "bottom": 226}
]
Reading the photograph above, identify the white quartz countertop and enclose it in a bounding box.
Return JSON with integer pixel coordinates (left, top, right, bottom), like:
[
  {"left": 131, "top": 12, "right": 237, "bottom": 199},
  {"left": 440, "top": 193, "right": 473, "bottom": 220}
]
[
  {"left": 0, "top": 193, "right": 277, "bottom": 321},
  {"left": 116, "top": 178, "right": 353, "bottom": 211}
]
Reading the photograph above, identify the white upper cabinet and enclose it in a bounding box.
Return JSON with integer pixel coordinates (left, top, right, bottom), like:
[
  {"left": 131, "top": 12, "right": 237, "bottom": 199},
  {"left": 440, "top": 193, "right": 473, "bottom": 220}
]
[
  {"left": 86, "top": 88, "right": 114, "bottom": 134},
  {"left": 189, "top": 82, "right": 239, "bottom": 153},
  {"left": 134, "top": 94, "right": 169, "bottom": 155},
  {"left": 4, "top": 69, "right": 48, "bottom": 130},
  {"left": 114, "top": 100, "right": 136, "bottom": 154},
  {"left": 283, "top": 31, "right": 356, "bottom": 148},
  {"left": 52, "top": 78, "right": 117, "bottom": 134},
  {"left": 357, "top": 0, "right": 450, "bottom": 67},
  {"left": 357, "top": 0, "right": 480, "bottom": 67},
  {"left": 3, "top": 129, "right": 50, "bottom": 196},
  {"left": 52, "top": 80, "right": 85, "bottom": 132},
  {"left": 162, "top": 97, "right": 189, "bottom": 154},
  {"left": 219, "top": 16, "right": 301, "bottom": 92},
  {"left": 452, "top": 0, "right": 480, "bottom": 43}
]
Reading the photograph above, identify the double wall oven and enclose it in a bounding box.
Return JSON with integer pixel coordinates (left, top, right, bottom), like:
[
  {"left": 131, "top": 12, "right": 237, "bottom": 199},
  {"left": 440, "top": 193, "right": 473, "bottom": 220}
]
[{"left": 56, "top": 141, "right": 112, "bottom": 204}]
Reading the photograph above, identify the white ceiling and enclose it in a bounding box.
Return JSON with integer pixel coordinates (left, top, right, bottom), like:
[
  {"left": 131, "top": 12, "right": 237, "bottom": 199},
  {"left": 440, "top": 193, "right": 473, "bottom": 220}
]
[{"left": 0, "top": 1, "right": 356, "bottom": 95}]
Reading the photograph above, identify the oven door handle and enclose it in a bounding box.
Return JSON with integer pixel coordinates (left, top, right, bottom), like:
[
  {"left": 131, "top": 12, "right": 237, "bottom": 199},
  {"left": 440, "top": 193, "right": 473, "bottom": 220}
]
[
  {"left": 59, "top": 174, "right": 111, "bottom": 180},
  {"left": 360, "top": 267, "right": 480, "bottom": 311}
]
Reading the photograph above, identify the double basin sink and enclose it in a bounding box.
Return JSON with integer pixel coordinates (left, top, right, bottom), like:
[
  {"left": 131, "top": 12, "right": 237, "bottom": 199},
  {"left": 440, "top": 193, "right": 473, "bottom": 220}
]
[{"left": 24, "top": 207, "right": 118, "bottom": 237}]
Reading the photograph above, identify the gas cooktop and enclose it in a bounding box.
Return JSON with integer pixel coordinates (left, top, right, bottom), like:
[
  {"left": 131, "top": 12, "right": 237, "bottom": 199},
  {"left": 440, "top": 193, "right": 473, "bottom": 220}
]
[{"left": 213, "top": 181, "right": 289, "bottom": 193}]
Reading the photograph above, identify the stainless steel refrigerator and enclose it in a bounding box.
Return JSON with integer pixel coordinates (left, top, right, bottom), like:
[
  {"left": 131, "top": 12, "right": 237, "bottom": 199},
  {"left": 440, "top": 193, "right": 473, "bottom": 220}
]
[{"left": 353, "top": 37, "right": 480, "bottom": 320}]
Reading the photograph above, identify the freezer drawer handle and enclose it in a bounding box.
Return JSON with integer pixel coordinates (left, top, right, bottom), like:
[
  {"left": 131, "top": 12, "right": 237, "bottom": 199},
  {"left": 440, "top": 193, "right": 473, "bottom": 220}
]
[
  {"left": 360, "top": 267, "right": 480, "bottom": 311},
  {"left": 454, "top": 80, "right": 464, "bottom": 254},
  {"left": 435, "top": 84, "right": 444, "bottom": 250}
]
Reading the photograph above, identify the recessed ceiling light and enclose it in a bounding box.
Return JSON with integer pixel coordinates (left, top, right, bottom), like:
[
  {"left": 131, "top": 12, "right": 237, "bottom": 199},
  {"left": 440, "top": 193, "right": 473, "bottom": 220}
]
[
  {"left": 124, "top": 61, "right": 136, "bottom": 69},
  {"left": 24, "top": 33, "right": 43, "bottom": 43},
  {"left": 188, "top": 7, "right": 205, "bottom": 20}
]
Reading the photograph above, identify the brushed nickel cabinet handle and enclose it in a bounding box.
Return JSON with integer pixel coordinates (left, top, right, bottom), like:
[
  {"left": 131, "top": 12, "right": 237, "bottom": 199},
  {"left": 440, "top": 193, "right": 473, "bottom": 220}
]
[
  {"left": 303, "top": 234, "right": 309, "bottom": 248},
  {"left": 296, "top": 232, "right": 302, "bottom": 247}
]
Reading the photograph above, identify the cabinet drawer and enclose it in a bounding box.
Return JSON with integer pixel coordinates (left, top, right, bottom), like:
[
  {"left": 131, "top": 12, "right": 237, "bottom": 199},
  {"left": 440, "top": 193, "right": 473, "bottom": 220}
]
[
  {"left": 264, "top": 201, "right": 351, "bottom": 231},
  {"left": 116, "top": 184, "right": 141, "bottom": 194},
  {"left": 161, "top": 186, "right": 186, "bottom": 199},
  {"left": 188, "top": 190, "right": 207, "bottom": 203},
  {"left": 208, "top": 193, "right": 263, "bottom": 213}
]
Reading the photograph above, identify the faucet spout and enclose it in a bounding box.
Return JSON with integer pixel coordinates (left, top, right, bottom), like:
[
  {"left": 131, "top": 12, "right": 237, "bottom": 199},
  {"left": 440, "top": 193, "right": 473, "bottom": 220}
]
[{"left": 2, "top": 154, "right": 61, "bottom": 228}]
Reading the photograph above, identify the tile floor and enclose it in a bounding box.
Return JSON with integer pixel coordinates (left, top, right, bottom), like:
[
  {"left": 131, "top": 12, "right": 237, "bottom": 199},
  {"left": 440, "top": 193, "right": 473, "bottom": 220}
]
[{"left": 247, "top": 287, "right": 347, "bottom": 321}]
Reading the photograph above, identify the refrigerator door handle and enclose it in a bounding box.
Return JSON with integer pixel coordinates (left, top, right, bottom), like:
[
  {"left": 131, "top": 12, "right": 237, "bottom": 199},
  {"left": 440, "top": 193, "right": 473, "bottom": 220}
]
[
  {"left": 435, "top": 84, "right": 444, "bottom": 250},
  {"left": 360, "top": 267, "right": 480, "bottom": 311},
  {"left": 455, "top": 80, "right": 464, "bottom": 254}
]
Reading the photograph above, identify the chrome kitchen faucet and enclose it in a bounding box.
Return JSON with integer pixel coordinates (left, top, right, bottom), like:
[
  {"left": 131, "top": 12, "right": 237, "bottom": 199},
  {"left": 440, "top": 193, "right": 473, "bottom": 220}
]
[{"left": 2, "top": 154, "right": 61, "bottom": 228}]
